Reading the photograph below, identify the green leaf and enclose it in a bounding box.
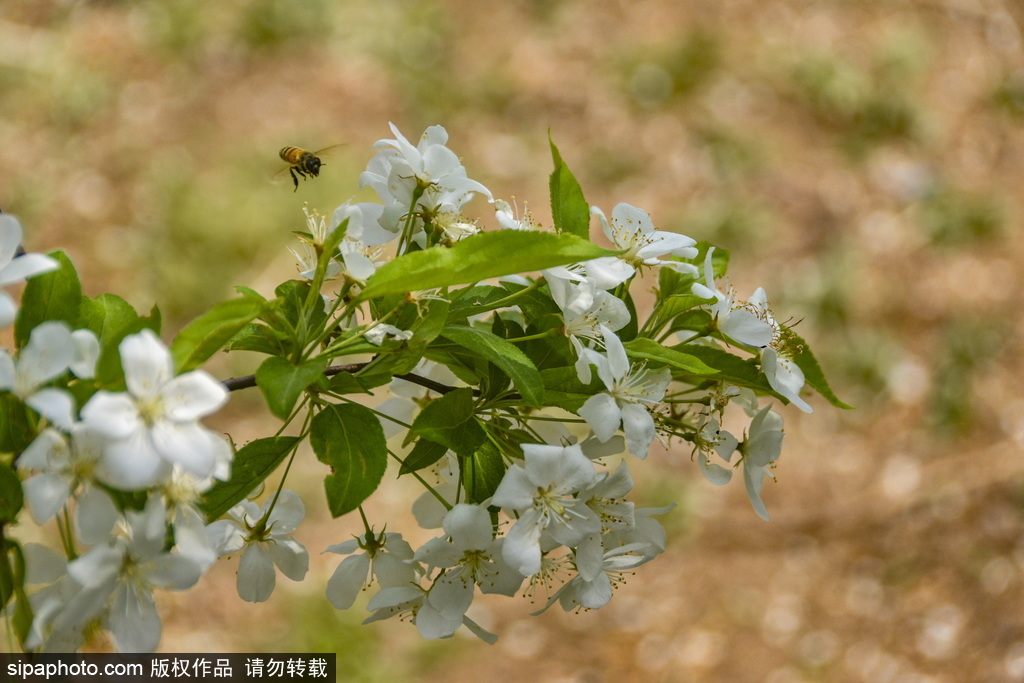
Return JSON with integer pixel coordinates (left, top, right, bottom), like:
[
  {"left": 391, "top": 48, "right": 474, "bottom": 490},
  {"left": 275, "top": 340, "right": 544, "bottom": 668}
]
[
  {"left": 78, "top": 294, "right": 142, "bottom": 343},
  {"left": 398, "top": 438, "right": 449, "bottom": 475},
  {"left": 171, "top": 296, "right": 265, "bottom": 373},
  {"left": 321, "top": 217, "right": 350, "bottom": 263},
  {"left": 200, "top": 437, "right": 299, "bottom": 521},
  {"left": 440, "top": 325, "right": 544, "bottom": 407},
  {"left": 354, "top": 346, "right": 426, "bottom": 390},
  {"left": 226, "top": 322, "right": 284, "bottom": 355},
  {"left": 449, "top": 285, "right": 512, "bottom": 319},
  {"left": 234, "top": 285, "right": 267, "bottom": 301},
  {"left": 311, "top": 403, "right": 388, "bottom": 518},
  {"left": 624, "top": 337, "right": 718, "bottom": 375},
  {"left": 540, "top": 366, "right": 601, "bottom": 412},
  {"left": 0, "top": 394, "right": 33, "bottom": 454},
  {"left": 658, "top": 294, "right": 710, "bottom": 324},
  {"left": 549, "top": 135, "right": 590, "bottom": 239},
  {"left": 255, "top": 356, "right": 328, "bottom": 420},
  {"left": 275, "top": 280, "right": 328, "bottom": 337},
  {"left": 463, "top": 439, "right": 506, "bottom": 504},
  {"left": 357, "top": 231, "right": 617, "bottom": 302},
  {"left": 790, "top": 332, "right": 852, "bottom": 409},
  {"left": 408, "top": 387, "right": 486, "bottom": 456},
  {"left": 0, "top": 463, "right": 23, "bottom": 522},
  {"left": 408, "top": 299, "right": 449, "bottom": 344},
  {"left": 326, "top": 370, "right": 372, "bottom": 396},
  {"left": 1, "top": 539, "right": 33, "bottom": 645},
  {"left": 14, "top": 251, "right": 82, "bottom": 349},
  {"left": 77, "top": 294, "right": 160, "bottom": 389},
  {"left": 674, "top": 343, "right": 770, "bottom": 391}
]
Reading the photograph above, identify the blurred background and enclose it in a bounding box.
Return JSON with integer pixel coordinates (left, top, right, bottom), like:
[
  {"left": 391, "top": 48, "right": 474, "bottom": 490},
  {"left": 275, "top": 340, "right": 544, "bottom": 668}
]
[{"left": 2, "top": 0, "right": 1024, "bottom": 680}]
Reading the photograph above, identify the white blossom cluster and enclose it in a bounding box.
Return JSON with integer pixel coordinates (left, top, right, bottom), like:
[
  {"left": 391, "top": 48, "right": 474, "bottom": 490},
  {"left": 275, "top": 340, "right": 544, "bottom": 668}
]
[{"left": 3, "top": 123, "right": 816, "bottom": 651}]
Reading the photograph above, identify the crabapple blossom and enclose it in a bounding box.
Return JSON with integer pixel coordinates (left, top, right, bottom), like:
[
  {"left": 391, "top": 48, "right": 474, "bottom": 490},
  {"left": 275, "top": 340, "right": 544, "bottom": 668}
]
[
  {"left": 741, "top": 405, "right": 785, "bottom": 520},
  {"left": 0, "top": 214, "right": 59, "bottom": 328},
  {"left": 207, "top": 489, "right": 309, "bottom": 602},
  {"left": 359, "top": 123, "right": 492, "bottom": 231},
  {"left": 414, "top": 504, "right": 524, "bottom": 620},
  {"left": 761, "top": 345, "right": 813, "bottom": 413},
  {"left": 590, "top": 203, "right": 698, "bottom": 278},
  {"left": 494, "top": 199, "right": 542, "bottom": 231},
  {"left": 491, "top": 443, "right": 601, "bottom": 577},
  {"left": 691, "top": 247, "right": 774, "bottom": 348},
  {"left": 578, "top": 331, "right": 672, "bottom": 458},
  {"left": 693, "top": 415, "right": 740, "bottom": 486},
  {"left": 0, "top": 320, "right": 77, "bottom": 430},
  {"left": 17, "top": 426, "right": 118, "bottom": 544},
  {"left": 364, "top": 583, "right": 498, "bottom": 643},
  {"left": 80, "top": 329, "right": 231, "bottom": 489},
  {"left": 544, "top": 542, "right": 652, "bottom": 613},
  {"left": 50, "top": 497, "right": 204, "bottom": 652},
  {"left": 324, "top": 531, "right": 419, "bottom": 610}
]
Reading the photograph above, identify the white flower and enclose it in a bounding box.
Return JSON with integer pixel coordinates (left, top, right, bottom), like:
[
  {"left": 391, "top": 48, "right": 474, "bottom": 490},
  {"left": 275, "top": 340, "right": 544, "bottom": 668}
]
[
  {"left": 17, "top": 426, "right": 118, "bottom": 543},
  {"left": 0, "top": 214, "right": 59, "bottom": 329},
  {"left": 589, "top": 203, "right": 698, "bottom": 278},
  {"left": 364, "top": 583, "right": 498, "bottom": 644},
  {"left": 691, "top": 247, "right": 774, "bottom": 348},
  {"left": 546, "top": 277, "right": 630, "bottom": 383},
  {"left": 331, "top": 200, "right": 396, "bottom": 246},
  {"left": 436, "top": 209, "right": 481, "bottom": 245},
  {"left": 0, "top": 321, "right": 77, "bottom": 431},
  {"left": 20, "top": 543, "right": 86, "bottom": 652},
  {"left": 740, "top": 405, "right": 785, "bottom": 521},
  {"left": 494, "top": 199, "right": 542, "bottom": 231},
  {"left": 491, "top": 443, "right": 600, "bottom": 577},
  {"left": 157, "top": 468, "right": 218, "bottom": 569},
  {"left": 289, "top": 241, "right": 339, "bottom": 281},
  {"left": 59, "top": 497, "right": 204, "bottom": 652},
  {"left": 546, "top": 543, "right": 651, "bottom": 612},
  {"left": 761, "top": 345, "right": 812, "bottom": 413},
  {"left": 693, "top": 416, "right": 740, "bottom": 486},
  {"left": 604, "top": 504, "right": 674, "bottom": 560},
  {"left": 692, "top": 251, "right": 812, "bottom": 412},
  {"left": 359, "top": 123, "right": 492, "bottom": 225},
  {"left": 207, "top": 489, "right": 309, "bottom": 602},
  {"left": 324, "top": 530, "right": 419, "bottom": 610},
  {"left": 578, "top": 462, "right": 636, "bottom": 535},
  {"left": 81, "top": 329, "right": 231, "bottom": 489},
  {"left": 578, "top": 332, "right": 671, "bottom": 458},
  {"left": 415, "top": 504, "right": 524, "bottom": 619}
]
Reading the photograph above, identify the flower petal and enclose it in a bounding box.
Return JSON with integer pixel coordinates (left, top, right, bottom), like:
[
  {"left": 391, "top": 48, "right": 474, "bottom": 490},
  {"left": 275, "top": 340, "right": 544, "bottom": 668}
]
[
  {"left": 160, "top": 371, "right": 228, "bottom": 421},
  {"left": 108, "top": 583, "right": 162, "bottom": 653},
  {"left": 81, "top": 391, "right": 140, "bottom": 439},
  {"left": 22, "top": 473, "right": 70, "bottom": 524},
  {"left": 120, "top": 330, "right": 174, "bottom": 399},
  {"left": 95, "top": 427, "right": 171, "bottom": 490},
  {"left": 326, "top": 553, "right": 370, "bottom": 609},
  {"left": 579, "top": 393, "right": 621, "bottom": 443},
  {"left": 238, "top": 544, "right": 276, "bottom": 602},
  {"left": 620, "top": 402, "right": 656, "bottom": 458},
  {"left": 266, "top": 536, "right": 309, "bottom": 581}
]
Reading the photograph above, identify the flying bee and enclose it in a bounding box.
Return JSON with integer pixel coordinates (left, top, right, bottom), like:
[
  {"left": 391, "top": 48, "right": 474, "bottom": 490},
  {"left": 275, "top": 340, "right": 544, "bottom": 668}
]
[{"left": 275, "top": 144, "right": 344, "bottom": 191}]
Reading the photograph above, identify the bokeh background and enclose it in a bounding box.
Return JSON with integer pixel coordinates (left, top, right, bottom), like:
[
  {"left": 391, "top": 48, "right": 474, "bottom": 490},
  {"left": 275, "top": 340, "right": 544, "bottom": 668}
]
[{"left": 3, "top": 0, "right": 1024, "bottom": 680}]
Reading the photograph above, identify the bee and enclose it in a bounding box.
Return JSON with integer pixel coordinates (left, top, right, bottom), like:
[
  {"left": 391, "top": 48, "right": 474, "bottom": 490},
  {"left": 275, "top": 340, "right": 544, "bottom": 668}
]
[{"left": 275, "top": 145, "right": 344, "bottom": 191}]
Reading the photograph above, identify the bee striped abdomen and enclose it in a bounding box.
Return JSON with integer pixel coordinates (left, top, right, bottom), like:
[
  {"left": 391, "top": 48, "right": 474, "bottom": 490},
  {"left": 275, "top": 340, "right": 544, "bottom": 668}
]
[{"left": 279, "top": 146, "right": 306, "bottom": 164}]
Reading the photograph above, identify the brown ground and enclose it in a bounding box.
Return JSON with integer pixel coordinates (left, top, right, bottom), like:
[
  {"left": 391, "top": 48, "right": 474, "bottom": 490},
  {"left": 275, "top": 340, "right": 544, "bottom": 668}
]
[{"left": 2, "top": 1, "right": 1024, "bottom": 681}]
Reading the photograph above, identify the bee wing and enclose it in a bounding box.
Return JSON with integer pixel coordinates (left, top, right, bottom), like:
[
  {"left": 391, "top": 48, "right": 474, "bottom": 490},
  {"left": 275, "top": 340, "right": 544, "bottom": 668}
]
[
  {"left": 270, "top": 164, "right": 294, "bottom": 184},
  {"left": 310, "top": 143, "right": 346, "bottom": 159}
]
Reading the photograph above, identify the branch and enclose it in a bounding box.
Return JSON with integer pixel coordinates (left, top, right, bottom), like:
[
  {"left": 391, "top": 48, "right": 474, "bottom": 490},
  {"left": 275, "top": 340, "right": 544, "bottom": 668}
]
[{"left": 220, "top": 363, "right": 461, "bottom": 396}]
